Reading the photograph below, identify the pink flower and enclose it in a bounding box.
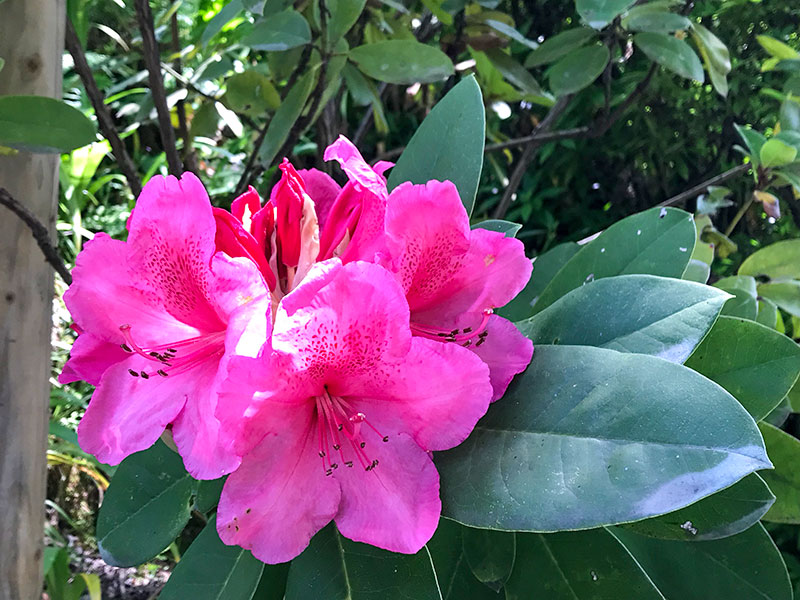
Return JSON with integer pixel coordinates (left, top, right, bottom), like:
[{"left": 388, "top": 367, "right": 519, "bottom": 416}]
[
  {"left": 59, "top": 173, "right": 270, "bottom": 479},
  {"left": 214, "top": 259, "right": 492, "bottom": 563}
]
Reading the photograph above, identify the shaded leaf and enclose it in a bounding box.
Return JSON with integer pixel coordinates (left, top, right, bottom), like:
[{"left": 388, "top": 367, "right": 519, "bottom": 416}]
[
  {"left": 634, "top": 32, "right": 704, "bottom": 82},
  {"left": 759, "top": 422, "right": 800, "bottom": 524},
  {"left": 548, "top": 44, "right": 610, "bottom": 96},
  {"left": 739, "top": 239, "right": 800, "bottom": 280},
  {"left": 243, "top": 11, "right": 311, "bottom": 51},
  {"left": 0, "top": 95, "right": 96, "bottom": 153},
  {"left": 576, "top": 0, "right": 636, "bottom": 29},
  {"left": 461, "top": 528, "right": 515, "bottom": 592},
  {"left": 349, "top": 40, "right": 454, "bottom": 84},
  {"left": 524, "top": 28, "right": 597, "bottom": 67}
]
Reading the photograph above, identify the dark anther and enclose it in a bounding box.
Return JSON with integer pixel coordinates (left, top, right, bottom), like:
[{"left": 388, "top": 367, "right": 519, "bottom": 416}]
[
  {"left": 337, "top": 424, "right": 343, "bottom": 431},
  {"left": 319, "top": 451, "right": 326, "bottom": 457},
  {"left": 157, "top": 369, "right": 168, "bottom": 377},
  {"left": 235, "top": 525, "right": 239, "bottom": 532},
  {"left": 246, "top": 508, "right": 252, "bottom": 514},
  {"left": 450, "top": 329, "right": 460, "bottom": 336},
  {"left": 149, "top": 351, "right": 160, "bottom": 357},
  {"left": 331, "top": 463, "right": 338, "bottom": 469},
  {"left": 128, "top": 369, "right": 139, "bottom": 377},
  {"left": 382, "top": 436, "right": 389, "bottom": 442},
  {"left": 476, "top": 339, "right": 485, "bottom": 347},
  {"left": 326, "top": 469, "right": 333, "bottom": 476},
  {"left": 437, "top": 332, "right": 450, "bottom": 338},
  {"left": 167, "top": 348, "right": 177, "bottom": 353},
  {"left": 345, "top": 461, "right": 353, "bottom": 467},
  {"left": 121, "top": 344, "right": 132, "bottom": 352},
  {"left": 333, "top": 444, "right": 341, "bottom": 450},
  {"left": 463, "top": 327, "right": 473, "bottom": 333},
  {"left": 463, "top": 341, "right": 472, "bottom": 347},
  {"left": 360, "top": 442, "right": 366, "bottom": 448},
  {"left": 140, "top": 371, "right": 150, "bottom": 379}
]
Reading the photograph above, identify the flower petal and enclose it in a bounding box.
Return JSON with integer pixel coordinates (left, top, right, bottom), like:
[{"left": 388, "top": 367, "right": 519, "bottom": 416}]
[
  {"left": 205, "top": 252, "right": 270, "bottom": 322},
  {"left": 468, "top": 315, "right": 534, "bottom": 401},
  {"left": 334, "top": 430, "right": 440, "bottom": 554},
  {"left": 297, "top": 168, "right": 340, "bottom": 229},
  {"left": 323, "top": 136, "right": 387, "bottom": 199},
  {"left": 217, "top": 401, "right": 341, "bottom": 564},
  {"left": 59, "top": 332, "right": 129, "bottom": 385}
]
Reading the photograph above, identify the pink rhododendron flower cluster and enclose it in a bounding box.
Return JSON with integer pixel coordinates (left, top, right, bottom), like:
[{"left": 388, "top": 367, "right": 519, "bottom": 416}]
[{"left": 60, "top": 136, "right": 533, "bottom": 563}]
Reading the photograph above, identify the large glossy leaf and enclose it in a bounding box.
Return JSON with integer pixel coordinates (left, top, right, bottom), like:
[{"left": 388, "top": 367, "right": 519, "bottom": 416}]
[
  {"left": 524, "top": 27, "right": 597, "bottom": 67},
  {"left": 96, "top": 441, "right": 198, "bottom": 567},
  {"left": 626, "top": 11, "right": 691, "bottom": 33},
  {"left": 324, "top": 0, "right": 367, "bottom": 50},
  {"left": 284, "top": 524, "right": 441, "bottom": 599},
  {"left": 471, "top": 219, "right": 521, "bottom": 237},
  {"left": 739, "top": 239, "right": 800, "bottom": 280},
  {"left": 548, "top": 44, "right": 610, "bottom": 96},
  {"left": 576, "top": 0, "right": 636, "bottom": 29},
  {"left": 713, "top": 275, "right": 758, "bottom": 320},
  {"left": 158, "top": 516, "right": 264, "bottom": 600},
  {"left": 505, "top": 529, "right": 662, "bottom": 600},
  {"left": 519, "top": 274, "right": 728, "bottom": 363},
  {"left": 485, "top": 49, "right": 545, "bottom": 95},
  {"left": 243, "top": 10, "right": 311, "bottom": 50},
  {"left": 759, "top": 422, "right": 800, "bottom": 524},
  {"left": 252, "top": 563, "right": 290, "bottom": 600},
  {"left": 532, "top": 207, "right": 696, "bottom": 315},
  {"left": 427, "top": 520, "right": 498, "bottom": 600},
  {"left": 387, "top": 76, "right": 484, "bottom": 215},
  {"left": 610, "top": 524, "right": 792, "bottom": 600},
  {"left": 634, "top": 32, "right": 705, "bottom": 82},
  {"left": 436, "top": 345, "right": 770, "bottom": 532},
  {"left": 461, "top": 528, "right": 515, "bottom": 592},
  {"left": 759, "top": 281, "right": 800, "bottom": 317},
  {"left": 348, "top": 40, "right": 454, "bottom": 84},
  {"left": 685, "top": 316, "right": 800, "bottom": 420},
  {"left": 0, "top": 95, "right": 96, "bottom": 153},
  {"left": 498, "top": 243, "right": 578, "bottom": 322},
  {"left": 620, "top": 473, "right": 775, "bottom": 542}
]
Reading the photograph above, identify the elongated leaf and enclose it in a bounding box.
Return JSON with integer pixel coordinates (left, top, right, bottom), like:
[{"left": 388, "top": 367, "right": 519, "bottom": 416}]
[
  {"left": 437, "top": 345, "right": 770, "bottom": 532},
  {"left": 349, "top": 40, "right": 454, "bottom": 84},
  {"left": 472, "top": 219, "right": 521, "bottom": 237},
  {"left": 196, "top": 477, "right": 226, "bottom": 513},
  {"left": 252, "top": 563, "right": 290, "bottom": 600},
  {"left": 759, "top": 422, "right": 800, "bottom": 523},
  {"left": 739, "top": 239, "right": 800, "bottom": 280},
  {"left": 610, "top": 524, "right": 792, "bottom": 600},
  {"left": 159, "top": 516, "right": 264, "bottom": 600},
  {"left": 0, "top": 95, "right": 96, "bottom": 153},
  {"left": 576, "top": 0, "right": 636, "bottom": 29},
  {"left": 734, "top": 124, "right": 767, "bottom": 163},
  {"left": 525, "top": 27, "right": 597, "bottom": 67},
  {"left": 548, "top": 44, "right": 610, "bottom": 96},
  {"left": 325, "top": 0, "right": 367, "bottom": 50},
  {"left": 634, "top": 32, "right": 704, "bottom": 81},
  {"left": 761, "top": 138, "right": 798, "bottom": 167},
  {"left": 691, "top": 23, "right": 731, "bottom": 97},
  {"left": 757, "top": 35, "right": 800, "bottom": 60},
  {"left": 485, "top": 19, "right": 538, "bottom": 50},
  {"left": 258, "top": 70, "right": 315, "bottom": 165},
  {"left": 243, "top": 10, "right": 311, "bottom": 50},
  {"left": 202, "top": 0, "right": 244, "bottom": 45},
  {"left": 485, "top": 49, "right": 544, "bottom": 95},
  {"left": 627, "top": 11, "right": 691, "bottom": 33},
  {"left": 505, "top": 529, "right": 662, "bottom": 600},
  {"left": 387, "top": 76, "right": 484, "bottom": 215},
  {"left": 427, "top": 520, "right": 498, "bottom": 600},
  {"left": 685, "top": 316, "right": 800, "bottom": 420},
  {"left": 713, "top": 275, "right": 758, "bottom": 320},
  {"left": 498, "top": 243, "right": 578, "bottom": 322},
  {"left": 96, "top": 441, "right": 198, "bottom": 567},
  {"left": 620, "top": 473, "right": 775, "bottom": 541},
  {"left": 532, "top": 207, "right": 696, "bottom": 314},
  {"left": 759, "top": 281, "right": 800, "bottom": 317},
  {"left": 285, "top": 524, "right": 441, "bottom": 599},
  {"left": 519, "top": 274, "right": 728, "bottom": 363},
  {"left": 461, "top": 528, "right": 515, "bottom": 592}
]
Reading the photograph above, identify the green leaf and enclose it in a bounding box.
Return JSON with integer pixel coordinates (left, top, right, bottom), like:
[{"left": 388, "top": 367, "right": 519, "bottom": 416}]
[
  {"left": 222, "top": 71, "right": 280, "bottom": 117},
  {"left": 195, "top": 477, "right": 226, "bottom": 513},
  {"left": 519, "top": 274, "right": 728, "bottom": 362},
  {"left": 532, "top": 207, "right": 696, "bottom": 315},
  {"left": 759, "top": 422, "right": 800, "bottom": 524},
  {"left": 610, "top": 524, "right": 792, "bottom": 600},
  {"left": 756, "top": 35, "right": 800, "bottom": 60},
  {"left": 691, "top": 23, "right": 731, "bottom": 97},
  {"left": 760, "top": 138, "right": 798, "bottom": 167},
  {"left": 258, "top": 70, "right": 315, "bottom": 165},
  {"left": 498, "top": 243, "right": 578, "bottom": 322},
  {"left": 348, "top": 40, "right": 454, "bottom": 84},
  {"left": 243, "top": 10, "right": 311, "bottom": 51},
  {"left": 0, "top": 57, "right": 5, "bottom": 74},
  {"left": 505, "top": 529, "right": 662, "bottom": 600},
  {"left": 325, "top": 0, "right": 367, "bottom": 50},
  {"left": 485, "top": 49, "right": 544, "bottom": 95},
  {"left": 202, "top": 0, "right": 244, "bottom": 45},
  {"left": 626, "top": 11, "right": 691, "bottom": 33},
  {"left": 427, "top": 520, "right": 499, "bottom": 600},
  {"left": 158, "top": 516, "right": 264, "bottom": 600},
  {"left": 734, "top": 124, "right": 767, "bottom": 164},
  {"left": 713, "top": 275, "right": 758, "bottom": 320},
  {"left": 471, "top": 219, "right": 522, "bottom": 237},
  {"left": 757, "top": 298, "right": 780, "bottom": 329},
  {"left": 524, "top": 28, "right": 597, "bottom": 67},
  {"left": 485, "top": 19, "right": 538, "bottom": 50},
  {"left": 0, "top": 95, "right": 96, "bottom": 153},
  {"left": 387, "top": 76, "right": 484, "bottom": 215},
  {"left": 780, "top": 97, "right": 800, "bottom": 131},
  {"left": 685, "top": 316, "right": 800, "bottom": 420},
  {"left": 96, "top": 441, "right": 198, "bottom": 567},
  {"left": 739, "top": 239, "right": 800, "bottom": 280},
  {"left": 436, "top": 345, "right": 770, "bottom": 531},
  {"left": 759, "top": 281, "right": 800, "bottom": 317},
  {"left": 620, "top": 474, "right": 775, "bottom": 541},
  {"left": 252, "top": 563, "right": 290, "bottom": 600},
  {"left": 548, "top": 44, "right": 610, "bottom": 96},
  {"left": 634, "top": 32, "right": 705, "bottom": 82},
  {"left": 461, "top": 528, "right": 515, "bottom": 592},
  {"left": 284, "top": 524, "right": 441, "bottom": 599},
  {"left": 576, "top": 0, "right": 636, "bottom": 29}
]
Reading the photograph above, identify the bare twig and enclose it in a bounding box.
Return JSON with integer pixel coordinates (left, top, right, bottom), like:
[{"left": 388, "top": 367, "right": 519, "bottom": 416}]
[
  {"left": 492, "top": 96, "right": 572, "bottom": 219},
  {"left": 0, "top": 189, "right": 72, "bottom": 285},
  {"left": 657, "top": 164, "right": 750, "bottom": 208},
  {"left": 352, "top": 83, "right": 388, "bottom": 146},
  {"left": 135, "top": 0, "right": 182, "bottom": 176},
  {"left": 170, "top": 9, "right": 198, "bottom": 174},
  {"left": 65, "top": 21, "right": 142, "bottom": 197}
]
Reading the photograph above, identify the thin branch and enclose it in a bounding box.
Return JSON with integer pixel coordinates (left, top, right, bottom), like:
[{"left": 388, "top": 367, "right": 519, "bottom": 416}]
[
  {"left": 135, "top": 0, "right": 182, "bottom": 176},
  {"left": 65, "top": 21, "right": 142, "bottom": 197},
  {"left": 656, "top": 164, "right": 750, "bottom": 208},
  {"left": 492, "top": 96, "right": 572, "bottom": 219},
  {"left": 0, "top": 189, "right": 72, "bottom": 285},
  {"left": 170, "top": 9, "right": 198, "bottom": 174},
  {"left": 352, "top": 82, "right": 388, "bottom": 146}
]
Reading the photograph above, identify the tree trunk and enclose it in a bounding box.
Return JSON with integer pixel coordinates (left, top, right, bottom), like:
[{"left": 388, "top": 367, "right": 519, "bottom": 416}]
[{"left": 0, "top": 2, "right": 66, "bottom": 599}]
